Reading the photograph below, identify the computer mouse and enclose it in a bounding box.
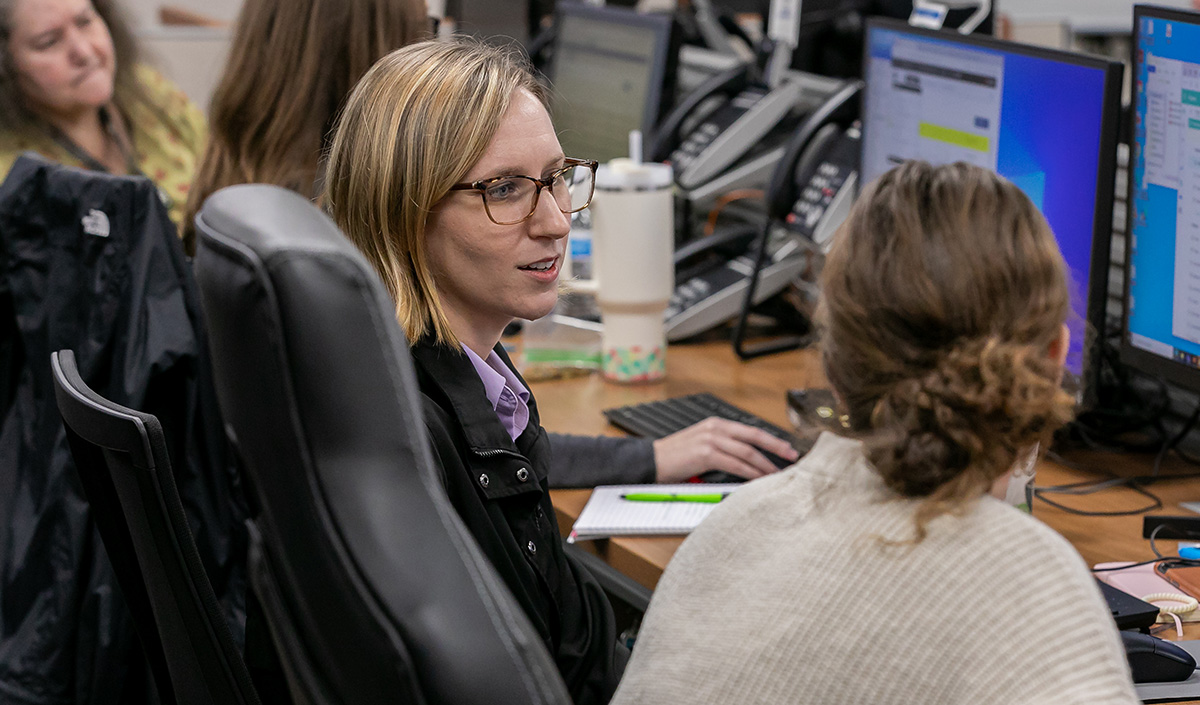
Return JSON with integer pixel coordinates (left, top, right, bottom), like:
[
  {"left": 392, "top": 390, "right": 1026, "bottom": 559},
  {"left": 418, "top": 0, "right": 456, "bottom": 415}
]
[
  {"left": 1121, "top": 630, "right": 1197, "bottom": 683},
  {"left": 696, "top": 470, "right": 744, "bottom": 484}
]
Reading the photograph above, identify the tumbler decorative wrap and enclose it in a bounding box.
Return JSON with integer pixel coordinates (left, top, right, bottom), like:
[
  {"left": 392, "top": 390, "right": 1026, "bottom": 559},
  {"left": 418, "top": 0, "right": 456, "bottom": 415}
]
[{"left": 602, "top": 345, "right": 665, "bottom": 383}]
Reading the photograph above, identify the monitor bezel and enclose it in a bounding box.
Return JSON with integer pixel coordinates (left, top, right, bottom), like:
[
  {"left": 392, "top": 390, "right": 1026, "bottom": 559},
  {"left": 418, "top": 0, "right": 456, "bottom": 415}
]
[
  {"left": 1120, "top": 4, "right": 1200, "bottom": 395},
  {"left": 549, "top": 4, "right": 680, "bottom": 160},
  {"left": 860, "top": 17, "right": 1125, "bottom": 409}
]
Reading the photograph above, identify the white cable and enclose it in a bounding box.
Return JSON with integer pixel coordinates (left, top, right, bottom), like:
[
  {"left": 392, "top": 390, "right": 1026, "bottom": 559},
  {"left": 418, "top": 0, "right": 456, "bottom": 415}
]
[
  {"left": 1143, "top": 593, "right": 1197, "bottom": 639},
  {"left": 1143, "top": 592, "right": 1199, "bottom": 615},
  {"left": 942, "top": 0, "right": 992, "bottom": 35}
]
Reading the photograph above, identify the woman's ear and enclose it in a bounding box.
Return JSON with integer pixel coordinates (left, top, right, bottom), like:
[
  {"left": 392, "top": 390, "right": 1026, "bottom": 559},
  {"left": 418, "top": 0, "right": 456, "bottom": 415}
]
[{"left": 1048, "top": 323, "right": 1070, "bottom": 368}]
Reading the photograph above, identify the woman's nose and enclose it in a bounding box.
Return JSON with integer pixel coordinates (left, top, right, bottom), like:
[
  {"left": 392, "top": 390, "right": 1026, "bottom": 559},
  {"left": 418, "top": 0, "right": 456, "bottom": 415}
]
[
  {"left": 66, "top": 30, "right": 93, "bottom": 66},
  {"left": 530, "top": 188, "right": 571, "bottom": 239}
]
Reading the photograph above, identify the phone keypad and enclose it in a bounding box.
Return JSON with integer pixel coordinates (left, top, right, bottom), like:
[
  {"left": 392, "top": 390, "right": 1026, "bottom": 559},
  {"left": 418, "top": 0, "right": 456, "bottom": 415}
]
[
  {"left": 667, "top": 87, "right": 769, "bottom": 176},
  {"left": 786, "top": 154, "right": 856, "bottom": 238}
]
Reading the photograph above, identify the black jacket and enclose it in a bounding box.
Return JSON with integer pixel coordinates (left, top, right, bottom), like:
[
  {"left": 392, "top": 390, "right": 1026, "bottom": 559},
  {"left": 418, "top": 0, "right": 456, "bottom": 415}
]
[
  {"left": 0, "top": 155, "right": 246, "bottom": 705},
  {"left": 411, "top": 338, "right": 626, "bottom": 705}
]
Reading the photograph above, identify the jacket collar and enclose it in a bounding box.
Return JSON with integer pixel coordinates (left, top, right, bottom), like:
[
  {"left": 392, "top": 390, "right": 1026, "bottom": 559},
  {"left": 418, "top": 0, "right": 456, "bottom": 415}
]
[{"left": 410, "top": 337, "right": 537, "bottom": 453}]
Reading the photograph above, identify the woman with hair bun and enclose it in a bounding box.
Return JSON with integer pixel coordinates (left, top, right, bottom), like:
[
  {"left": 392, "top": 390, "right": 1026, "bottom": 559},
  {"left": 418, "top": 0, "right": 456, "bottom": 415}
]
[{"left": 611, "top": 161, "right": 1139, "bottom": 705}]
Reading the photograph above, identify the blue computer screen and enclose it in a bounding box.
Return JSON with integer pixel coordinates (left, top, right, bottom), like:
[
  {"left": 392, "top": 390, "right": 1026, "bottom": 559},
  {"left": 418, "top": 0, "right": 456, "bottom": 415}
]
[
  {"left": 1127, "top": 13, "right": 1200, "bottom": 375},
  {"left": 861, "top": 24, "right": 1112, "bottom": 377}
]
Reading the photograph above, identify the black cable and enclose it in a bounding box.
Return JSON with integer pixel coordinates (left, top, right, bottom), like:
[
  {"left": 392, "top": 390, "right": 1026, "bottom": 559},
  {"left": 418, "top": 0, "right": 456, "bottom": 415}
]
[
  {"left": 1031, "top": 398, "right": 1200, "bottom": 516},
  {"left": 1091, "top": 557, "right": 1170, "bottom": 573},
  {"left": 1151, "top": 398, "right": 1200, "bottom": 478},
  {"left": 1151, "top": 523, "right": 1172, "bottom": 560},
  {"left": 1088, "top": 526, "right": 1200, "bottom": 579},
  {"left": 1064, "top": 331, "right": 1173, "bottom": 450},
  {"left": 1091, "top": 526, "right": 1200, "bottom": 570},
  {"left": 1033, "top": 467, "right": 1200, "bottom": 515},
  {"left": 1033, "top": 482, "right": 1163, "bottom": 516}
]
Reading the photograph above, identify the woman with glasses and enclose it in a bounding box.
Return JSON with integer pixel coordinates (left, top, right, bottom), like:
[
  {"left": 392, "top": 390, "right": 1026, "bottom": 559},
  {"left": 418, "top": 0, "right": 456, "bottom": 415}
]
[
  {"left": 323, "top": 39, "right": 626, "bottom": 703},
  {"left": 184, "top": 0, "right": 791, "bottom": 489}
]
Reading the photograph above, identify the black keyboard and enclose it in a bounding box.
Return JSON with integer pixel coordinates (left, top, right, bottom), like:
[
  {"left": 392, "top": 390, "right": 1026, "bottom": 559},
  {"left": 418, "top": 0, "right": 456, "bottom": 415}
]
[{"left": 603, "top": 393, "right": 808, "bottom": 482}]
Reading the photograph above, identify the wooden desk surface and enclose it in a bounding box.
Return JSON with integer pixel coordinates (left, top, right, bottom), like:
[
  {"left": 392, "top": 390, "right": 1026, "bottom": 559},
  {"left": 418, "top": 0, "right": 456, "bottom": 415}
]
[{"left": 535, "top": 340, "right": 1200, "bottom": 643}]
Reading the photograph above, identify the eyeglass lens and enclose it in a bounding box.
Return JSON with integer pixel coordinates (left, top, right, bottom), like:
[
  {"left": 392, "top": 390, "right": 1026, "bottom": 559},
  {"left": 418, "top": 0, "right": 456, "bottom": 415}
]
[{"left": 482, "top": 164, "right": 594, "bottom": 225}]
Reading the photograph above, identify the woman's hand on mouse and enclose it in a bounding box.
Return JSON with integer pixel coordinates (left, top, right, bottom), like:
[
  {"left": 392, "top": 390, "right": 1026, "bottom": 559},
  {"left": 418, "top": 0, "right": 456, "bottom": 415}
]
[{"left": 651, "top": 417, "right": 799, "bottom": 484}]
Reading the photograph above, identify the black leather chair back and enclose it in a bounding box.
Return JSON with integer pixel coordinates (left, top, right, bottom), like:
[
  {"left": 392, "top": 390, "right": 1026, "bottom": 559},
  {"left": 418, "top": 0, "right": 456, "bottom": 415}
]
[
  {"left": 50, "top": 349, "right": 260, "bottom": 705},
  {"left": 193, "top": 184, "right": 571, "bottom": 705}
]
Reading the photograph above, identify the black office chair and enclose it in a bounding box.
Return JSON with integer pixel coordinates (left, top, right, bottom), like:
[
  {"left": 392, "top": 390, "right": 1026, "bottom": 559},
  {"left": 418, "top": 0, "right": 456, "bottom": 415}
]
[
  {"left": 49, "top": 349, "right": 260, "bottom": 705},
  {"left": 193, "top": 184, "right": 571, "bottom": 705}
]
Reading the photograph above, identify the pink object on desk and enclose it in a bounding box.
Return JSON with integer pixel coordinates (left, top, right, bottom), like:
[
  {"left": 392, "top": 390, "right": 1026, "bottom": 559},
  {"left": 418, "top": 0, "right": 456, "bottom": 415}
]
[{"left": 1096, "top": 562, "right": 1199, "bottom": 637}]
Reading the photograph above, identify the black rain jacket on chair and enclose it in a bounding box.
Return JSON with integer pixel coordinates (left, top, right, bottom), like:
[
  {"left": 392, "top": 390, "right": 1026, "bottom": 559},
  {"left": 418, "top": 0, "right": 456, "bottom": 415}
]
[{"left": 0, "top": 155, "right": 247, "bottom": 705}]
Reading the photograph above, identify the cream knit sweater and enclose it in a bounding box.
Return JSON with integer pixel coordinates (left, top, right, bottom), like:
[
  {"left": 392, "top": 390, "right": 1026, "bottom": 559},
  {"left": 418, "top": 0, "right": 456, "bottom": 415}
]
[{"left": 610, "top": 432, "right": 1139, "bottom": 705}]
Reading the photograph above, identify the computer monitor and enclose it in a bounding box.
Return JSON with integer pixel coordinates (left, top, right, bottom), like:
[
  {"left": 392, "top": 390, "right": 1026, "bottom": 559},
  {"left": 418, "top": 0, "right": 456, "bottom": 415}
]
[
  {"left": 870, "top": 1, "right": 996, "bottom": 34},
  {"left": 1122, "top": 5, "right": 1200, "bottom": 394},
  {"left": 549, "top": 4, "right": 679, "bottom": 163},
  {"left": 860, "top": 18, "right": 1124, "bottom": 405},
  {"left": 763, "top": 1, "right": 994, "bottom": 78}
]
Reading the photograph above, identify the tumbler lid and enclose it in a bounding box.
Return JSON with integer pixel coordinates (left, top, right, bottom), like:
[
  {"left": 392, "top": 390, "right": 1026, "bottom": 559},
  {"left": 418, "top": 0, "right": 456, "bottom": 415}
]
[{"left": 596, "top": 158, "right": 673, "bottom": 191}]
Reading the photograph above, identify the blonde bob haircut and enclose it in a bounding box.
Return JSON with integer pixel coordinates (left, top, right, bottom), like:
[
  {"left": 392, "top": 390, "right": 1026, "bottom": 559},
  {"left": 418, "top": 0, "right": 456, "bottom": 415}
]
[{"left": 324, "top": 39, "right": 546, "bottom": 347}]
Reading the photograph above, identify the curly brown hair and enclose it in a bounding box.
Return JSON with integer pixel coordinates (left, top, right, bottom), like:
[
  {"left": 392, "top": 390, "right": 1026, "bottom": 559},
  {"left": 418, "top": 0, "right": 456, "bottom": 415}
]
[{"left": 818, "top": 160, "right": 1075, "bottom": 539}]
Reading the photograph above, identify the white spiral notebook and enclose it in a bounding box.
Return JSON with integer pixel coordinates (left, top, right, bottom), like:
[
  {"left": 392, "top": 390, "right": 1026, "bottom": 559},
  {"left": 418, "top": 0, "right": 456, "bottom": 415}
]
[{"left": 567, "top": 483, "right": 742, "bottom": 543}]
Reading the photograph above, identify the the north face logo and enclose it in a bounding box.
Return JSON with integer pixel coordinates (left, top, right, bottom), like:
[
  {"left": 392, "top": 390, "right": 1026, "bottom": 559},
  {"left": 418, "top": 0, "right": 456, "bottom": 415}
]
[{"left": 81, "top": 209, "right": 110, "bottom": 238}]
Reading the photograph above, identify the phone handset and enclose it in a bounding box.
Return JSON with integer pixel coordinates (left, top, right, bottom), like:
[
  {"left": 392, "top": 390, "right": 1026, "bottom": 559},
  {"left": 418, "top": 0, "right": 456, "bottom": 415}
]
[
  {"left": 649, "top": 62, "right": 753, "bottom": 163},
  {"left": 732, "top": 80, "right": 863, "bottom": 360},
  {"left": 663, "top": 82, "right": 863, "bottom": 344},
  {"left": 649, "top": 41, "right": 806, "bottom": 192},
  {"left": 763, "top": 81, "right": 862, "bottom": 232}
]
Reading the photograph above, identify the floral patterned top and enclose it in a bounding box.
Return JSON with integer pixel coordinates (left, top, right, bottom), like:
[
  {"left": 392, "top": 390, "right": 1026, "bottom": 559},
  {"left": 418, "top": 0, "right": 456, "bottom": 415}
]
[{"left": 0, "top": 65, "right": 206, "bottom": 233}]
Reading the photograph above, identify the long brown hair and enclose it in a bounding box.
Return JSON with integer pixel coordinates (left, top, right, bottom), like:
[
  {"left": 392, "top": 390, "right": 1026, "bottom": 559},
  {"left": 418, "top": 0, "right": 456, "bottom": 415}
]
[
  {"left": 0, "top": 0, "right": 145, "bottom": 131},
  {"left": 818, "top": 161, "right": 1075, "bottom": 538},
  {"left": 181, "top": 0, "right": 427, "bottom": 251},
  {"left": 324, "top": 39, "right": 546, "bottom": 347}
]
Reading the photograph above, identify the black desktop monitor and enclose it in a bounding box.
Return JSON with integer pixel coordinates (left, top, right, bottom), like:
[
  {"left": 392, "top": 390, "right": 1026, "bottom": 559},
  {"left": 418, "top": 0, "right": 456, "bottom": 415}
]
[
  {"left": 765, "top": 0, "right": 994, "bottom": 78},
  {"left": 860, "top": 18, "right": 1124, "bottom": 406},
  {"left": 871, "top": 1, "right": 995, "bottom": 34},
  {"left": 1122, "top": 5, "right": 1200, "bottom": 394},
  {"left": 549, "top": 4, "right": 679, "bottom": 163}
]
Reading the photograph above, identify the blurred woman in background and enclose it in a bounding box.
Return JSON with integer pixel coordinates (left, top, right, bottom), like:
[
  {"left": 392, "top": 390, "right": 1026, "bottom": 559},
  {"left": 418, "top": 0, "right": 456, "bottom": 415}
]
[
  {"left": 180, "top": 0, "right": 429, "bottom": 251},
  {"left": 0, "top": 0, "right": 205, "bottom": 230}
]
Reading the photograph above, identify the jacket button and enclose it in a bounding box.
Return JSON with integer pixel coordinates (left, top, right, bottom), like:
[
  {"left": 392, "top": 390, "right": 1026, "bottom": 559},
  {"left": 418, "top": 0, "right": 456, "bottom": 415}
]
[
  {"left": 478, "top": 473, "right": 490, "bottom": 488},
  {"left": 526, "top": 540, "right": 537, "bottom": 555},
  {"left": 516, "top": 467, "right": 529, "bottom": 482}
]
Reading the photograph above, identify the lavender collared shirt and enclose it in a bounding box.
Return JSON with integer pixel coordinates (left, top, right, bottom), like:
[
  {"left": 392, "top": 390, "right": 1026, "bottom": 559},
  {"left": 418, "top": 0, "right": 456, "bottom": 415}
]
[{"left": 463, "top": 345, "right": 531, "bottom": 442}]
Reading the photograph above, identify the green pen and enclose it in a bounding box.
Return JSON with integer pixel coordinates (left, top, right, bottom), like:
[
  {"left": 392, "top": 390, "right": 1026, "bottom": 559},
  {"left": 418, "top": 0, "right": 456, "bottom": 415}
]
[{"left": 620, "top": 492, "right": 731, "bottom": 503}]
